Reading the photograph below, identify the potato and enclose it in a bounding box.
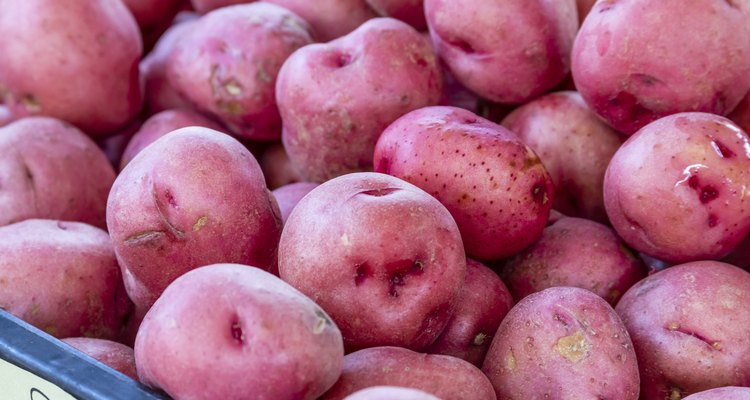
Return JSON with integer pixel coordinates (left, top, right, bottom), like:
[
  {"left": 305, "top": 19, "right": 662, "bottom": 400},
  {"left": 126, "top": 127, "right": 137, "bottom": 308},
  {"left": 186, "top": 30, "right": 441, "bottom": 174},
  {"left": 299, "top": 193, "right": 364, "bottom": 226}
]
[
  {"left": 0, "top": 219, "right": 131, "bottom": 339},
  {"left": 344, "top": 387, "right": 441, "bottom": 400},
  {"left": 425, "top": 259, "right": 513, "bottom": 366},
  {"left": 122, "top": 0, "right": 183, "bottom": 32},
  {"left": 62, "top": 338, "right": 137, "bottom": 380},
  {"left": 373, "top": 105, "right": 553, "bottom": 260},
  {"left": 501, "top": 217, "right": 647, "bottom": 306},
  {"left": 576, "top": 0, "right": 596, "bottom": 23},
  {"left": 572, "top": 0, "right": 750, "bottom": 135},
  {"left": 729, "top": 89, "right": 750, "bottom": 134},
  {"left": 277, "top": 18, "right": 443, "bottom": 182},
  {"left": 322, "top": 347, "right": 496, "bottom": 400},
  {"left": 260, "top": 142, "right": 304, "bottom": 189},
  {"left": 604, "top": 112, "right": 750, "bottom": 263},
  {"left": 502, "top": 91, "right": 624, "bottom": 223},
  {"left": 684, "top": 387, "right": 750, "bottom": 400},
  {"left": 168, "top": 3, "right": 313, "bottom": 141},
  {"left": 107, "top": 127, "right": 282, "bottom": 316},
  {"left": 272, "top": 182, "right": 319, "bottom": 223},
  {"left": 0, "top": 117, "right": 116, "bottom": 229},
  {"left": 366, "top": 0, "right": 427, "bottom": 31},
  {"left": 616, "top": 261, "right": 750, "bottom": 399},
  {"left": 425, "top": 0, "right": 577, "bottom": 104},
  {"left": 721, "top": 234, "right": 750, "bottom": 271},
  {"left": 0, "top": 0, "right": 142, "bottom": 136},
  {"left": 0, "top": 105, "right": 10, "bottom": 127},
  {"left": 120, "top": 109, "right": 225, "bottom": 170},
  {"left": 135, "top": 264, "right": 343, "bottom": 400},
  {"left": 278, "top": 172, "right": 465, "bottom": 351},
  {"left": 265, "top": 0, "right": 378, "bottom": 42},
  {"left": 482, "top": 287, "right": 639, "bottom": 400}
]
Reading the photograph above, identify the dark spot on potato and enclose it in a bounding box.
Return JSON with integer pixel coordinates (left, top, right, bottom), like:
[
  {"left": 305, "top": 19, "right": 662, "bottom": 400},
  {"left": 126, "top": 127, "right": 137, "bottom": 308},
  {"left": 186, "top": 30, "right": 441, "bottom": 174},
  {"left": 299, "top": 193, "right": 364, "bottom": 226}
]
[
  {"left": 725, "top": 0, "right": 740, "bottom": 9},
  {"left": 448, "top": 38, "right": 477, "bottom": 54},
  {"left": 361, "top": 187, "right": 399, "bottom": 197},
  {"left": 630, "top": 73, "right": 662, "bottom": 87},
  {"left": 388, "top": 275, "right": 405, "bottom": 297},
  {"left": 710, "top": 139, "right": 735, "bottom": 158},
  {"left": 687, "top": 175, "right": 699, "bottom": 189},
  {"left": 354, "top": 263, "right": 371, "bottom": 286},
  {"left": 415, "top": 58, "right": 427, "bottom": 67},
  {"left": 532, "top": 184, "right": 546, "bottom": 203},
  {"left": 708, "top": 214, "right": 718, "bottom": 227},
  {"left": 607, "top": 91, "right": 656, "bottom": 131},
  {"left": 413, "top": 303, "right": 452, "bottom": 343},
  {"left": 164, "top": 190, "right": 177, "bottom": 208},
  {"left": 230, "top": 319, "right": 244, "bottom": 345},
  {"left": 22, "top": 162, "right": 34, "bottom": 187},
  {"left": 386, "top": 259, "right": 425, "bottom": 297},
  {"left": 700, "top": 186, "right": 718, "bottom": 203},
  {"left": 336, "top": 53, "right": 352, "bottom": 68},
  {"left": 56, "top": 221, "right": 70, "bottom": 231},
  {"left": 151, "top": 182, "right": 185, "bottom": 240}
]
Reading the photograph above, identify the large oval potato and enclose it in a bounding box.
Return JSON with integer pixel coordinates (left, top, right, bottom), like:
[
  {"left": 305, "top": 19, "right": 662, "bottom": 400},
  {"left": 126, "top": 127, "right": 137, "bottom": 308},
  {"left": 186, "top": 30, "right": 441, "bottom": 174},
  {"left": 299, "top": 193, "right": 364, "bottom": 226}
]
[
  {"left": 616, "top": 261, "right": 750, "bottom": 399},
  {"left": 482, "top": 287, "right": 640, "bottom": 399},
  {"left": 0, "top": 220, "right": 131, "bottom": 339},
  {"left": 0, "top": 0, "right": 142, "bottom": 136},
  {"left": 0, "top": 117, "right": 116, "bottom": 229}
]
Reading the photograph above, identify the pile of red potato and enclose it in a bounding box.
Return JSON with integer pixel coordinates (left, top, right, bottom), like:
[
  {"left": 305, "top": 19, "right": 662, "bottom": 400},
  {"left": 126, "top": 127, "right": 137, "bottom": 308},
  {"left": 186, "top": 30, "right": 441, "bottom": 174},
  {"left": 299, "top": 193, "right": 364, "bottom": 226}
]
[{"left": 2, "top": 0, "right": 750, "bottom": 399}]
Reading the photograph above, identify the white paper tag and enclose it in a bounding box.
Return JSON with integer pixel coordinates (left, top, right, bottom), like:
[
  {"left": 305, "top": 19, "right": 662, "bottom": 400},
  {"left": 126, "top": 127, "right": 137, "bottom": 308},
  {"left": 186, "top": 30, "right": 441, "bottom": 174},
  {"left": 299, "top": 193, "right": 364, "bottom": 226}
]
[{"left": 0, "top": 358, "right": 77, "bottom": 400}]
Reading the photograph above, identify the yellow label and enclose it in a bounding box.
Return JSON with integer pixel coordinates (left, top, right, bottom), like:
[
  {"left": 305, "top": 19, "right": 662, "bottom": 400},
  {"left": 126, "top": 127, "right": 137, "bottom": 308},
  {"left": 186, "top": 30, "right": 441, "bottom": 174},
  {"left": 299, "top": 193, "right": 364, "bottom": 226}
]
[{"left": 0, "top": 358, "right": 77, "bottom": 400}]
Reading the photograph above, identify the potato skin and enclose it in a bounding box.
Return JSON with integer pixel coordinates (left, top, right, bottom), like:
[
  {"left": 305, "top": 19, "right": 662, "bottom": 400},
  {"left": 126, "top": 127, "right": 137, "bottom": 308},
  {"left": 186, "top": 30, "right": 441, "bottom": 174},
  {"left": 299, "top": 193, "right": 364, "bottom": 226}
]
[
  {"left": 684, "top": 387, "right": 750, "bottom": 400},
  {"left": 266, "top": 0, "right": 378, "bottom": 42},
  {"left": 604, "top": 112, "right": 750, "bottom": 263},
  {"left": 62, "top": 338, "right": 137, "bottom": 380},
  {"left": 373, "top": 106, "right": 553, "bottom": 260},
  {"left": 615, "top": 261, "right": 750, "bottom": 399},
  {"left": 482, "top": 287, "right": 640, "bottom": 400},
  {"left": 502, "top": 91, "right": 623, "bottom": 223},
  {"left": 0, "top": 220, "right": 131, "bottom": 339},
  {"left": 0, "top": 117, "right": 115, "bottom": 229},
  {"left": 168, "top": 3, "right": 313, "bottom": 140},
  {"left": 501, "top": 217, "right": 647, "bottom": 306},
  {"left": 572, "top": 0, "right": 750, "bottom": 135},
  {"left": 277, "top": 18, "right": 443, "bottom": 182},
  {"left": 278, "top": 172, "right": 465, "bottom": 351},
  {"left": 0, "top": 0, "right": 142, "bottom": 136},
  {"left": 260, "top": 142, "right": 304, "bottom": 189},
  {"left": 366, "top": 0, "right": 427, "bottom": 31},
  {"left": 729, "top": 89, "right": 750, "bottom": 135},
  {"left": 107, "top": 127, "right": 282, "bottom": 314},
  {"left": 425, "top": 259, "right": 513, "bottom": 366},
  {"left": 272, "top": 182, "right": 319, "bottom": 223},
  {"left": 135, "top": 264, "right": 344, "bottom": 400},
  {"left": 322, "top": 347, "right": 496, "bottom": 400},
  {"left": 425, "top": 0, "right": 577, "bottom": 104},
  {"left": 344, "top": 386, "right": 441, "bottom": 400},
  {"left": 122, "top": 0, "right": 183, "bottom": 31}
]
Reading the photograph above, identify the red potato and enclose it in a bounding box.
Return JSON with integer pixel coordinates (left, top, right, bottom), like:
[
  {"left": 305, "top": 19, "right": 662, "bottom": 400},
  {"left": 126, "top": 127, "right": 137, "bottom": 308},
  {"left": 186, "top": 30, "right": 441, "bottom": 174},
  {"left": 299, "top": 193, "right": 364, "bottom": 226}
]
[
  {"left": 168, "top": 3, "right": 313, "bottom": 141},
  {"left": 278, "top": 172, "right": 466, "bottom": 351},
  {"left": 323, "top": 347, "right": 496, "bottom": 400},
  {"left": 260, "top": 142, "right": 304, "bottom": 189},
  {"left": 107, "top": 127, "right": 282, "bottom": 316},
  {"left": 373, "top": 106, "right": 554, "bottom": 260},
  {"left": 120, "top": 109, "right": 225, "bottom": 170},
  {"left": 425, "top": 259, "right": 513, "bottom": 366},
  {"left": 265, "top": 0, "right": 378, "bottom": 42},
  {"left": 272, "top": 182, "right": 319, "bottom": 223},
  {"left": 604, "top": 113, "right": 750, "bottom": 263},
  {"left": 572, "top": 0, "right": 750, "bottom": 135},
  {"left": 62, "top": 338, "right": 137, "bottom": 380},
  {"left": 729, "top": 89, "right": 750, "bottom": 135},
  {"left": 0, "top": 0, "right": 142, "bottom": 137},
  {"left": 502, "top": 91, "right": 624, "bottom": 223},
  {"left": 684, "top": 387, "right": 750, "bottom": 400},
  {"left": 344, "top": 387, "right": 441, "bottom": 400},
  {"left": 501, "top": 217, "right": 647, "bottom": 306},
  {"left": 482, "top": 287, "right": 640, "bottom": 400},
  {"left": 122, "top": 0, "right": 183, "bottom": 32},
  {"left": 135, "top": 264, "right": 344, "bottom": 400},
  {"left": 98, "top": 118, "right": 142, "bottom": 169},
  {"left": 0, "top": 117, "right": 116, "bottom": 229},
  {"left": 366, "top": 0, "right": 427, "bottom": 31},
  {"left": 0, "top": 220, "right": 131, "bottom": 339},
  {"left": 616, "top": 261, "right": 750, "bottom": 399},
  {"left": 277, "top": 18, "right": 443, "bottom": 182},
  {"left": 425, "top": 0, "right": 578, "bottom": 104}
]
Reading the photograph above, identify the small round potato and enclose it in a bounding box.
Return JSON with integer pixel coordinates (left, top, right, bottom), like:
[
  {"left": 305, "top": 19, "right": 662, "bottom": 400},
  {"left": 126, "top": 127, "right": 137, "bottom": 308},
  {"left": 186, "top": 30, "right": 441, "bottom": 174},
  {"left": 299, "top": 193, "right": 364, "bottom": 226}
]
[
  {"left": 344, "top": 386, "right": 441, "bottom": 400},
  {"left": 135, "top": 264, "right": 344, "bottom": 400},
  {"left": 62, "top": 338, "right": 137, "bottom": 380},
  {"left": 278, "top": 172, "right": 465, "bottom": 351}
]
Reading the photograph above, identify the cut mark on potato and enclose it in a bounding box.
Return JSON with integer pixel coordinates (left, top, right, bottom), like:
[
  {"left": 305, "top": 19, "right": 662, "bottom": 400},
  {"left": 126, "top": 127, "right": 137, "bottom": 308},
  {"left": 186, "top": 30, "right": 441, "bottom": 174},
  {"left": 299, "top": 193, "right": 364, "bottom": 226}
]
[
  {"left": 710, "top": 138, "right": 736, "bottom": 159},
  {"left": 230, "top": 319, "right": 245, "bottom": 345},
  {"left": 151, "top": 182, "right": 185, "bottom": 240},
  {"left": 665, "top": 323, "right": 721, "bottom": 351},
  {"left": 124, "top": 230, "right": 166, "bottom": 246},
  {"left": 505, "top": 349, "right": 517, "bottom": 371},
  {"left": 554, "top": 331, "right": 591, "bottom": 363},
  {"left": 360, "top": 187, "right": 400, "bottom": 197}
]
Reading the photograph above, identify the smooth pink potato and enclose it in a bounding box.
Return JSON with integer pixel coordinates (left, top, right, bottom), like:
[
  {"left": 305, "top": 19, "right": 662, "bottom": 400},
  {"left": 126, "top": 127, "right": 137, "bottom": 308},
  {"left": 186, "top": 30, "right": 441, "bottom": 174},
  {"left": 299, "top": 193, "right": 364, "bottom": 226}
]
[
  {"left": 572, "top": 0, "right": 750, "bottom": 135},
  {"left": 684, "top": 387, "right": 750, "bottom": 400},
  {"left": 366, "top": 0, "right": 426, "bottom": 31},
  {"left": 107, "top": 127, "right": 282, "bottom": 315},
  {"left": 425, "top": 259, "right": 513, "bottom": 366},
  {"left": 323, "top": 347, "right": 496, "bottom": 400},
  {"left": 0, "top": 0, "right": 142, "bottom": 136},
  {"left": 272, "top": 182, "right": 319, "bottom": 223},
  {"left": 0, "top": 220, "right": 131, "bottom": 339},
  {"left": 278, "top": 172, "right": 465, "bottom": 351},
  {"left": 278, "top": 18, "right": 443, "bottom": 182},
  {"left": 0, "top": 117, "right": 116, "bottom": 229},
  {"left": 168, "top": 3, "right": 313, "bottom": 140},
  {"left": 62, "top": 338, "right": 137, "bottom": 380},
  {"left": 501, "top": 217, "right": 647, "bottom": 306},
  {"left": 374, "top": 106, "right": 554, "bottom": 260},
  {"left": 344, "top": 386, "right": 441, "bottom": 400},
  {"left": 502, "top": 91, "right": 624, "bottom": 223},
  {"left": 425, "top": 0, "right": 577, "bottom": 104},
  {"left": 483, "top": 287, "right": 640, "bottom": 400},
  {"left": 260, "top": 142, "right": 304, "bottom": 189},
  {"left": 616, "top": 261, "right": 750, "bottom": 399},
  {"left": 135, "top": 264, "right": 344, "bottom": 400},
  {"left": 604, "top": 113, "right": 750, "bottom": 263},
  {"left": 120, "top": 109, "right": 225, "bottom": 170}
]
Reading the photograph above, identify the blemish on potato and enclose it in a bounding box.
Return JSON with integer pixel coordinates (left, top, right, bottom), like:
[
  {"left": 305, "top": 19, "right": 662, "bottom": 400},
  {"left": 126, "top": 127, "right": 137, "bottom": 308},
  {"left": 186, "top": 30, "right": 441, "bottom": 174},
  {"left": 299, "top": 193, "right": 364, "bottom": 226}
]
[
  {"left": 20, "top": 94, "right": 41, "bottom": 113},
  {"left": 505, "top": 350, "right": 517, "bottom": 371},
  {"left": 668, "top": 386, "right": 683, "bottom": 400},
  {"left": 124, "top": 230, "right": 165, "bottom": 246},
  {"left": 473, "top": 332, "right": 487, "bottom": 346},
  {"left": 341, "top": 233, "right": 351, "bottom": 246},
  {"left": 230, "top": 321, "right": 244, "bottom": 344},
  {"left": 313, "top": 310, "right": 331, "bottom": 334},
  {"left": 192, "top": 216, "right": 208, "bottom": 231},
  {"left": 554, "top": 331, "right": 590, "bottom": 362}
]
